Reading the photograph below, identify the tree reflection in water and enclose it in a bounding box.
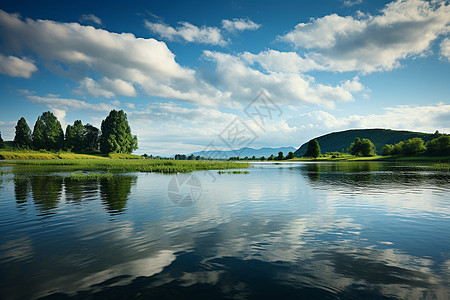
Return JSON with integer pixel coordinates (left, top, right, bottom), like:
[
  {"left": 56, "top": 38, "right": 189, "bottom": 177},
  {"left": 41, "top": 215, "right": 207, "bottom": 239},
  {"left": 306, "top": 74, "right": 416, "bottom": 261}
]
[{"left": 12, "top": 174, "right": 136, "bottom": 215}]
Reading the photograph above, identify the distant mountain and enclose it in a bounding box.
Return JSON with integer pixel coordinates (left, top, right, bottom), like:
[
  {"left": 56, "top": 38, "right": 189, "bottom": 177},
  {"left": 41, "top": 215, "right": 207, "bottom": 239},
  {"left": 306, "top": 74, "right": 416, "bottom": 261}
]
[
  {"left": 190, "top": 146, "right": 296, "bottom": 159},
  {"left": 294, "top": 129, "right": 437, "bottom": 157}
]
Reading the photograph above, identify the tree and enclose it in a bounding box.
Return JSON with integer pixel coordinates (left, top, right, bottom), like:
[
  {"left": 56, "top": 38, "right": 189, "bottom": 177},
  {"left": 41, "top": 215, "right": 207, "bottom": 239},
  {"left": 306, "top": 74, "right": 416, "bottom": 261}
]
[
  {"left": 83, "top": 124, "right": 99, "bottom": 153},
  {"left": 286, "top": 151, "right": 295, "bottom": 159},
  {"left": 382, "top": 144, "right": 395, "bottom": 156},
  {"left": 402, "top": 137, "right": 426, "bottom": 155},
  {"left": 304, "top": 139, "right": 321, "bottom": 158},
  {"left": 32, "top": 118, "right": 45, "bottom": 150},
  {"left": 100, "top": 110, "right": 138, "bottom": 154},
  {"left": 276, "top": 151, "right": 284, "bottom": 160},
  {"left": 32, "top": 111, "right": 64, "bottom": 151},
  {"left": 14, "top": 117, "right": 32, "bottom": 149},
  {"left": 268, "top": 154, "right": 274, "bottom": 161},
  {"left": 0, "top": 131, "right": 4, "bottom": 148},
  {"left": 426, "top": 135, "right": 450, "bottom": 156},
  {"left": 65, "top": 124, "right": 74, "bottom": 151},
  {"left": 349, "top": 138, "right": 376, "bottom": 156}
]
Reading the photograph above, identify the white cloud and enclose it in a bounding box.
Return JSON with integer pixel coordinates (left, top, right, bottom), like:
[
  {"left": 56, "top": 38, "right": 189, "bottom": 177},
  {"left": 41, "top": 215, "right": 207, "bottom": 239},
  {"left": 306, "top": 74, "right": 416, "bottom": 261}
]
[
  {"left": 0, "top": 10, "right": 224, "bottom": 106},
  {"left": 28, "top": 95, "right": 116, "bottom": 112},
  {"left": 343, "top": 0, "right": 363, "bottom": 7},
  {"left": 290, "top": 104, "right": 450, "bottom": 137},
  {"left": 440, "top": 38, "right": 450, "bottom": 61},
  {"left": 221, "top": 18, "right": 261, "bottom": 32},
  {"left": 203, "top": 50, "right": 365, "bottom": 108},
  {"left": 79, "top": 14, "right": 102, "bottom": 25},
  {"left": 75, "top": 77, "right": 115, "bottom": 98},
  {"left": 0, "top": 54, "right": 37, "bottom": 78},
  {"left": 125, "top": 102, "right": 135, "bottom": 109},
  {"left": 144, "top": 21, "right": 226, "bottom": 45},
  {"left": 280, "top": 0, "right": 450, "bottom": 73}
]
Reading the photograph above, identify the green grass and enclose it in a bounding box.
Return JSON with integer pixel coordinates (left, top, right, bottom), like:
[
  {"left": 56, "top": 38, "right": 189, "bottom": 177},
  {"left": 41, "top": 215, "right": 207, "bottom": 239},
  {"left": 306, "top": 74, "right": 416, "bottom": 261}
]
[
  {"left": 108, "top": 153, "right": 144, "bottom": 159},
  {"left": 0, "top": 159, "right": 250, "bottom": 174},
  {"left": 0, "top": 150, "right": 107, "bottom": 160}
]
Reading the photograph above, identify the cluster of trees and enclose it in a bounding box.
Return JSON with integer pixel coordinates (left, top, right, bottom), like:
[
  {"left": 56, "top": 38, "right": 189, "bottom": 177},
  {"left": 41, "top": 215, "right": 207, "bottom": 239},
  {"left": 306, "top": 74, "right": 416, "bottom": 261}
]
[
  {"left": 382, "top": 135, "right": 449, "bottom": 156},
  {"left": 174, "top": 154, "right": 202, "bottom": 160},
  {"left": 10, "top": 110, "right": 137, "bottom": 154},
  {"left": 228, "top": 151, "right": 295, "bottom": 161},
  {"left": 349, "top": 138, "right": 376, "bottom": 157}
]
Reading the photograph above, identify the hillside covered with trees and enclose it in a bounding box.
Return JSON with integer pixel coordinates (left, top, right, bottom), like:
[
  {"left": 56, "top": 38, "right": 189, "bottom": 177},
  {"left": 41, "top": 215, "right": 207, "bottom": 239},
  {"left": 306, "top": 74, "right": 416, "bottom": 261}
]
[{"left": 294, "top": 129, "right": 438, "bottom": 157}]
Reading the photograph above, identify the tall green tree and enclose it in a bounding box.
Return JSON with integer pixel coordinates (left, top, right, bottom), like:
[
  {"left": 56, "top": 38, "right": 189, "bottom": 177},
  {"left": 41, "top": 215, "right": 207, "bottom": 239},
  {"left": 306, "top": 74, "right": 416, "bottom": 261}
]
[
  {"left": 32, "top": 118, "right": 45, "bottom": 150},
  {"left": 32, "top": 111, "right": 64, "bottom": 151},
  {"left": 304, "top": 139, "right": 321, "bottom": 158},
  {"left": 65, "top": 124, "right": 74, "bottom": 151},
  {"left": 14, "top": 117, "right": 32, "bottom": 149},
  {"left": 100, "top": 110, "right": 138, "bottom": 154},
  {"left": 84, "top": 124, "right": 99, "bottom": 153},
  {"left": 0, "top": 131, "right": 4, "bottom": 148}
]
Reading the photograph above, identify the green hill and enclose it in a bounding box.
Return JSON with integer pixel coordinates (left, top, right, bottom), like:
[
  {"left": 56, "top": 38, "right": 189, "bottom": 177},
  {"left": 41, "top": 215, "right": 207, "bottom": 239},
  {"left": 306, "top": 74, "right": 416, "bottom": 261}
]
[{"left": 294, "top": 129, "right": 437, "bottom": 157}]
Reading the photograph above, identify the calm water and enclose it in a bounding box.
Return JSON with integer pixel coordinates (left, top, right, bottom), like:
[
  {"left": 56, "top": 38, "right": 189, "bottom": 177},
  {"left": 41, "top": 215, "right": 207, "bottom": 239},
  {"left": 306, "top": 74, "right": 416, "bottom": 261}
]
[{"left": 0, "top": 162, "right": 449, "bottom": 299}]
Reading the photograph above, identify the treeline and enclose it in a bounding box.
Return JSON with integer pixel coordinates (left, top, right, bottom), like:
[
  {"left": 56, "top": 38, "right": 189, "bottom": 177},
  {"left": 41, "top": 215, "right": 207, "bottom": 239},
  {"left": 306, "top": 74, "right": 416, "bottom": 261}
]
[
  {"left": 302, "top": 133, "right": 449, "bottom": 158},
  {"left": 382, "top": 135, "right": 449, "bottom": 156},
  {"left": 228, "top": 151, "right": 295, "bottom": 161},
  {"left": 10, "top": 110, "right": 137, "bottom": 154}
]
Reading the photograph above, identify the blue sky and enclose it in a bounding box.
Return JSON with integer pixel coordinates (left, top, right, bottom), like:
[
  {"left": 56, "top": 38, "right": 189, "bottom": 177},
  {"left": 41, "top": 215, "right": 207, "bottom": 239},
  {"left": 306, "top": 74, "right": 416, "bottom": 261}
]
[{"left": 0, "top": 0, "right": 449, "bottom": 155}]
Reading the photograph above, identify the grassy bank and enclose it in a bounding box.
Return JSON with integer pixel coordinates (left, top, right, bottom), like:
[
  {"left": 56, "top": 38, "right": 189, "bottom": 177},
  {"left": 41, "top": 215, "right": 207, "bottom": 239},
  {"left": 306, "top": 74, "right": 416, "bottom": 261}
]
[
  {"left": 289, "top": 154, "right": 450, "bottom": 162},
  {"left": 0, "top": 158, "right": 250, "bottom": 174}
]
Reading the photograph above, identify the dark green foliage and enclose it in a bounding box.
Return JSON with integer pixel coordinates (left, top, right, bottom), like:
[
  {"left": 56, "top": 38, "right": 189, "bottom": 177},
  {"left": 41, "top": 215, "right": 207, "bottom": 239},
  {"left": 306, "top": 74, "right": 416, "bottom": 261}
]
[
  {"left": 286, "top": 151, "right": 295, "bottom": 159},
  {"left": 14, "top": 117, "right": 32, "bottom": 149},
  {"left": 276, "top": 151, "right": 284, "bottom": 160},
  {"left": 268, "top": 154, "right": 274, "bottom": 161},
  {"left": 303, "top": 139, "right": 321, "bottom": 158},
  {"left": 383, "top": 137, "right": 427, "bottom": 156},
  {"left": 425, "top": 135, "right": 450, "bottom": 156},
  {"left": 295, "top": 129, "right": 436, "bottom": 157},
  {"left": 32, "top": 118, "right": 46, "bottom": 150},
  {"left": 100, "top": 110, "right": 138, "bottom": 154},
  {"left": 349, "top": 138, "right": 376, "bottom": 156},
  {"left": 402, "top": 138, "right": 426, "bottom": 155},
  {"left": 65, "top": 120, "right": 86, "bottom": 152},
  {"left": 382, "top": 144, "right": 395, "bottom": 156},
  {"left": 0, "top": 131, "right": 4, "bottom": 148},
  {"left": 83, "top": 124, "right": 100, "bottom": 153},
  {"left": 32, "top": 111, "right": 64, "bottom": 151}
]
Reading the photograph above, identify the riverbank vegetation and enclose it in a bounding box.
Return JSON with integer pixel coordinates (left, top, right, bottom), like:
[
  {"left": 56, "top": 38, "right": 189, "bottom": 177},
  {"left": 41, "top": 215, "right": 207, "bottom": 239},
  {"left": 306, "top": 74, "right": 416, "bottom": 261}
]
[{"left": 0, "top": 159, "right": 250, "bottom": 174}]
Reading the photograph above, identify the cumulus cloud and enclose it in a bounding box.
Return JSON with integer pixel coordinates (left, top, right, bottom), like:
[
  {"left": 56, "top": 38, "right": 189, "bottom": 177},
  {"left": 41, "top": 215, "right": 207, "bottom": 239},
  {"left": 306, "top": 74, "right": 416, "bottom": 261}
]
[
  {"left": 440, "top": 38, "right": 450, "bottom": 61},
  {"left": 280, "top": 0, "right": 450, "bottom": 73},
  {"left": 0, "top": 10, "right": 225, "bottom": 106},
  {"left": 221, "top": 18, "right": 261, "bottom": 32},
  {"left": 203, "top": 50, "right": 365, "bottom": 108},
  {"left": 28, "top": 95, "right": 116, "bottom": 112},
  {"left": 291, "top": 104, "right": 450, "bottom": 136},
  {"left": 144, "top": 21, "right": 226, "bottom": 45},
  {"left": 0, "top": 54, "right": 37, "bottom": 78},
  {"left": 79, "top": 14, "right": 102, "bottom": 25}
]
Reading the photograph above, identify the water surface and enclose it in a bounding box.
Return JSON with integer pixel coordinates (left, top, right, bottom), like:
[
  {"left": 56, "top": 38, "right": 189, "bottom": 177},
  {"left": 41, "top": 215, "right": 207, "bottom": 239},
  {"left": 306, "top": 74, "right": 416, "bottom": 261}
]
[{"left": 0, "top": 162, "right": 449, "bottom": 299}]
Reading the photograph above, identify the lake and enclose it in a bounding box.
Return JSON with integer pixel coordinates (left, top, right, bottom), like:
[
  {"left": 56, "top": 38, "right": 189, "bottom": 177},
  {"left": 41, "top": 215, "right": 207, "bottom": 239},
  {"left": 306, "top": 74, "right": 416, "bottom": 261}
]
[{"left": 0, "top": 162, "right": 449, "bottom": 299}]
